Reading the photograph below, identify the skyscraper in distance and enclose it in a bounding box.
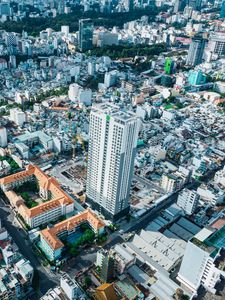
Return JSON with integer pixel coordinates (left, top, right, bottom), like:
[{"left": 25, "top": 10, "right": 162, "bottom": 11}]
[
  {"left": 125, "top": 0, "right": 134, "bottom": 11},
  {"left": 186, "top": 36, "right": 206, "bottom": 66},
  {"left": 188, "top": 0, "right": 202, "bottom": 11},
  {"left": 0, "top": 3, "right": 11, "bottom": 16},
  {"left": 220, "top": 0, "right": 225, "bottom": 18},
  {"left": 174, "top": 0, "right": 186, "bottom": 13},
  {"left": 79, "top": 19, "right": 94, "bottom": 52},
  {"left": 86, "top": 103, "right": 140, "bottom": 221}
]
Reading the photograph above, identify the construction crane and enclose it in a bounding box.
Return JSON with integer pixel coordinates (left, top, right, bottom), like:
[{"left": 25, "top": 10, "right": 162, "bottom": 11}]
[
  {"left": 72, "top": 135, "right": 77, "bottom": 159},
  {"left": 72, "top": 134, "right": 88, "bottom": 162}
]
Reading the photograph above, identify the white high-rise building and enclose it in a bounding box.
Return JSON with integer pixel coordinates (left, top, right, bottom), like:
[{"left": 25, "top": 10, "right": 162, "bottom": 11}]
[
  {"left": 0, "top": 127, "right": 7, "bottom": 147},
  {"left": 177, "top": 188, "right": 199, "bottom": 215},
  {"left": 78, "top": 89, "right": 92, "bottom": 106},
  {"left": 10, "top": 108, "right": 26, "bottom": 126},
  {"left": 61, "top": 25, "right": 69, "bottom": 36},
  {"left": 104, "top": 71, "right": 117, "bottom": 88},
  {"left": 87, "top": 103, "right": 140, "bottom": 221},
  {"left": 68, "top": 83, "right": 80, "bottom": 101},
  {"left": 177, "top": 237, "right": 223, "bottom": 295},
  {"left": 88, "top": 62, "right": 96, "bottom": 76}
]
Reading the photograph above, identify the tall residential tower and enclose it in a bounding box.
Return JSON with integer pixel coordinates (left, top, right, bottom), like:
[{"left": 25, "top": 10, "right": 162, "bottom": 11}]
[
  {"left": 86, "top": 103, "right": 140, "bottom": 221},
  {"left": 186, "top": 36, "right": 206, "bottom": 66},
  {"left": 79, "top": 19, "right": 93, "bottom": 52}
]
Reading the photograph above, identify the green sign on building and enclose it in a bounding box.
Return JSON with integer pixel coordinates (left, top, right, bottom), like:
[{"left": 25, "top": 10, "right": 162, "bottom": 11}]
[{"left": 164, "top": 58, "right": 174, "bottom": 75}]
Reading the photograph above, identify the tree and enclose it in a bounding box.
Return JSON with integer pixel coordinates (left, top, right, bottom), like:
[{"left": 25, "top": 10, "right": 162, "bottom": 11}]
[
  {"left": 67, "top": 112, "right": 72, "bottom": 119},
  {"left": 174, "top": 288, "right": 185, "bottom": 300},
  {"left": 69, "top": 246, "right": 79, "bottom": 256},
  {"left": 84, "top": 276, "right": 92, "bottom": 288},
  {"left": 126, "top": 214, "right": 131, "bottom": 222},
  {"left": 32, "top": 270, "right": 40, "bottom": 290},
  {"left": 0, "top": 6, "right": 158, "bottom": 36}
]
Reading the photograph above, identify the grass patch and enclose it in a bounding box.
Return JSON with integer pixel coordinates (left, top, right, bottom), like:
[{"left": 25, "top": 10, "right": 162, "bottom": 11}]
[
  {"left": 20, "top": 192, "right": 38, "bottom": 208},
  {"left": 164, "top": 104, "right": 174, "bottom": 110}
]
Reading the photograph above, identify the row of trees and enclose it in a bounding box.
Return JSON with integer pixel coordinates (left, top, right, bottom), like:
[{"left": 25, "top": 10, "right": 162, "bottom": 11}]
[
  {"left": 35, "top": 86, "right": 69, "bottom": 102},
  {"left": 88, "top": 43, "right": 167, "bottom": 59},
  {"left": 0, "top": 85, "right": 68, "bottom": 117},
  {"left": 0, "top": 6, "right": 158, "bottom": 36}
]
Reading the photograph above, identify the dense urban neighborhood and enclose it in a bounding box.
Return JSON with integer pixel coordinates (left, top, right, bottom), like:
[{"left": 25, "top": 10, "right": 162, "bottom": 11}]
[{"left": 0, "top": 0, "right": 225, "bottom": 300}]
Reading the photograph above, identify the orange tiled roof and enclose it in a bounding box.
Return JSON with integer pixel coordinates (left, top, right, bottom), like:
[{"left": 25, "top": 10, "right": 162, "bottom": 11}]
[
  {"left": 5, "top": 190, "right": 24, "bottom": 208},
  {"left": 214, "top": 98, "right": 225, "bottom": 105},
  {"left": 95, "top": 283, "right": 119, "bottom": 300},
  {"left": 211, "top": 218, "right": 225, "bottom": 230},
  {"left": 48, "top": 106, "right": 69, "bottom": 111},
  {"left": 27, "top": 197, "right": 74, "bottom": 218},
  {"left": 0, "top": 165, "right": 35, "bottom": 185},
  {"left": 40, "top": 209, "right": 105, "bottom": 250},
  {"left": 0, "top": 165, "right": 74, "bottom": 218}
]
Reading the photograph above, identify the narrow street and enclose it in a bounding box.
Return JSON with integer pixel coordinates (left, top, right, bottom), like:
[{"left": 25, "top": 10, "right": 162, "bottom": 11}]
[{"left": 0, "top": 198, "right": 59, "bottom": 297}]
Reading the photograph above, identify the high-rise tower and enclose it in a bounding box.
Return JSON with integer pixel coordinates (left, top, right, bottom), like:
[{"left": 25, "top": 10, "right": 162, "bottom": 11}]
[
  {"left": 86, "top": 103, "right": 140, "bottom": 221},
  {"left": 186, "top": 36, "right": 206, "bottom": 66},
  {"left": 79, "top": 19, "right": 93, "bottom": 52}
]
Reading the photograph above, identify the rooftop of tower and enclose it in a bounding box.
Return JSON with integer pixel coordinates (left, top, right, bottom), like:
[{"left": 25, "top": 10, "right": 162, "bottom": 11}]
[{"left": 92, "top": 102, "right": 138, "bottom": 123}]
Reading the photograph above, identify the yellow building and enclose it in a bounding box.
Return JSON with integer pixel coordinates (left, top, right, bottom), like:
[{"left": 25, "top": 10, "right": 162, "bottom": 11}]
[{"left": 94, "top": 283, "right": 119, "bottom": 300}]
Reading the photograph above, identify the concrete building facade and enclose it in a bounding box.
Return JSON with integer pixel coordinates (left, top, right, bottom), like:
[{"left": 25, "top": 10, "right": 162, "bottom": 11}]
[{"left": 86, "top": 103, "right": 140, "bottom": 221}]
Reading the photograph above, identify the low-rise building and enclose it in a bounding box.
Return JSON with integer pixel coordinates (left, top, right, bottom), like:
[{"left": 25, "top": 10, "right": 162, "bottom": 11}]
[
  {"left": 130, "top": 229, "right": 186, "bottom": 272},
  {"left": 0, "top": 165, "right": 74, "bottom": 228},
  {"left": 15, "top": 131, "right": 53, "bottom": 158},
  {"left": 39, "top": 209, "right": 105, "bottom": 261},
  {"left": 112, "top": 244, "right": 136, "bottom": 275},
  {"left": 60, "top": 273, "right": 85, "bottom": 300},
  {"left": 40, "top": 273, "right": 86, "bottom": 300},
  {"left": 0, "top": 160, "right": 10, "bottom": 177},
  {"left": 94, "top": 283, "right": 118, "bottom": 300},
  {"left": 0, "top": 220, "right": 34, "bottom": 300}
]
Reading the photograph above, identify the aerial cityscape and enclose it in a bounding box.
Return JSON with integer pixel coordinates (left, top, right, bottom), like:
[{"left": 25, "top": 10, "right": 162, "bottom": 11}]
[{"left": 0, "top": 0, "right": 225, "bottom": 299}]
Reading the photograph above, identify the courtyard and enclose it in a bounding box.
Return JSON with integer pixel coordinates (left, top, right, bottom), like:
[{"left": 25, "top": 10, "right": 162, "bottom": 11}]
[{"left": 13, "top": 181, "right": 46, "bottom": 208}]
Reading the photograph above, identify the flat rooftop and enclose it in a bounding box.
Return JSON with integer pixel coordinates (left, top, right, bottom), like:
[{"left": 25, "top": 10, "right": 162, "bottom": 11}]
[
  {"left": 205, "top": 225, "right": 225, "bottom": 250},
  {"left": 131, "top": 230, "right": 186, "bottom": 271},
  {"left": 16, "top": 131, "right": 52, "bottom": 144},
  {"left": 115, "top": 278, "right": 140, "bottom": 300},
  {"left": 190, "top": 237, "right": 216, "bottom": 255},
  {"left": 92, "top": 103, "right": 137, "bottom": 123}
]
